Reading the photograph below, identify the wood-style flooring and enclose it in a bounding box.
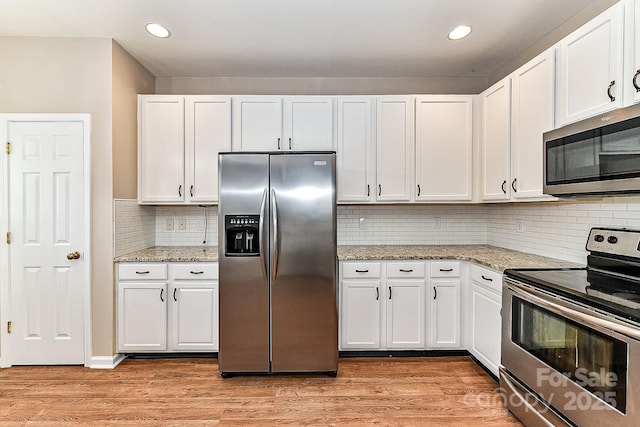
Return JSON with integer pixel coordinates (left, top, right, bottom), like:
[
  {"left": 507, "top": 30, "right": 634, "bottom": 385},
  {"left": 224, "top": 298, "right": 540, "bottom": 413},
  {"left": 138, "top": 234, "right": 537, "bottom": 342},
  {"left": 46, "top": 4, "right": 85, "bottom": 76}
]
[{"left": 0, "top": 356, "right": 521, "bottom": 426}]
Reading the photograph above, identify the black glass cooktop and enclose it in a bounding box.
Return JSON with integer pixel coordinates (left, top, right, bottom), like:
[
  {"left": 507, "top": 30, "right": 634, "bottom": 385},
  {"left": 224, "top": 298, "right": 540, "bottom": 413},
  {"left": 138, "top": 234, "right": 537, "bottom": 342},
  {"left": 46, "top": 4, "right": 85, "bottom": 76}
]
[{"left": 504, "top": 267, "right": 640, "bottom": 325}]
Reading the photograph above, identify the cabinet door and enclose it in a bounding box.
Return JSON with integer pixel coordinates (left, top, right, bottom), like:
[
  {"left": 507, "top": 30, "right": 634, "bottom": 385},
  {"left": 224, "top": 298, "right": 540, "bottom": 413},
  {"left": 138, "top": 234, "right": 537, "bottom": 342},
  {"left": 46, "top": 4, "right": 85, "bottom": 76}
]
[
  {"left": 470, "top": 283, "right": 502, "bottom": 377},
  {"left": 336, "top": 97, "right": 375, "bottom": 202},
  {"left": 117, "top": 282, "right": 167, "bottom": 352},
  {"left": 481, "top": 78, "right": 511, "bottom": 201},
  {"left": 376, "top": 97, "right": 413, "bottom": 202},
  {"left": 385, "top": 280, "right": 425, "bottom": 349},
  {"left": 138, "top": 96, "right": 185, "bottom": 203},
  {"left": 169, "top": 281, "right": 219, "bottom": 351},
  {"left": 285, "top": 97, "right": 334, "bottom": 151},
  {"left": 341, "top": 280, "right": 381, "bottom": 349},
  {"left": 185, "top": 96, "right": 231, "bottom": 203},
  {"left": 557, "top": 2, "right": 624, "bottom": 126},
  {"left": 429, "top": 280, "right": 461, "bottom": 348},
  {"left": 232, "top": 97, "right": 283, "bottom": 151},
  {"left": 415, "top": 96, "right": 473, "bottom": 201},
  {"left": 634, "top": 0, "right": 640, "bottom": 104},
  {"left": 511, "top": 49, "right": 556, "bottom": 200}
]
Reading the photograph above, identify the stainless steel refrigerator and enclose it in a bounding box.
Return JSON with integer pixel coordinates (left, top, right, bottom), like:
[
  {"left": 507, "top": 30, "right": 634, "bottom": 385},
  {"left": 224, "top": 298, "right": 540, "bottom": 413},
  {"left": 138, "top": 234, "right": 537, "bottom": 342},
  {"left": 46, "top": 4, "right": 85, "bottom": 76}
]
[{"left": 218, "top": 152, "right": 337, "bottom": 377}]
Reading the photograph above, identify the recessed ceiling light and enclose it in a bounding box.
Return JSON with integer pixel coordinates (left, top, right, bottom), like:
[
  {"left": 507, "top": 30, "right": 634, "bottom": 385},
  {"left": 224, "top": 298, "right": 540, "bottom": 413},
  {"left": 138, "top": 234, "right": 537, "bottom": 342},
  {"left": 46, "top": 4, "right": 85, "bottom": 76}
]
[
  {"left": 448, "top": 25, "right": 472, "bottom": 41},
  {"left": 145, "top": 23, "right": 171, "bottom": 38}
]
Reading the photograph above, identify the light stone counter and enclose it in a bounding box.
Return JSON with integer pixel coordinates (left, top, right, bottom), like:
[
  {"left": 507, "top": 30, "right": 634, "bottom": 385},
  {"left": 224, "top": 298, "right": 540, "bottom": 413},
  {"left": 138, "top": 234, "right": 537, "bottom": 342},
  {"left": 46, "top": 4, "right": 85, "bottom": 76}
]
[
  {"left": 115, "top": 244, "right": 581, "bottom": 272},
  {"left": 114, "top": 246, "right": 217, "bottom": 263},
  {"left": 337, "top": 244, "right": 582, "bottom": 272}
]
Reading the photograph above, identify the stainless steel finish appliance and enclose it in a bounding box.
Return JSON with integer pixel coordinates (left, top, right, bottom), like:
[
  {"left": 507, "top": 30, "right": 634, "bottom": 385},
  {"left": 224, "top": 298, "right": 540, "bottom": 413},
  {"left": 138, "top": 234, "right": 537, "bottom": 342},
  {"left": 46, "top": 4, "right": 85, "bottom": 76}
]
[
  {"left": 543, "top": 102, "right": 640, "bottom": 196},
  {"left": 502, "top": 227, "right": 640, "bottom": 426},
  {"left": 218, "top": 152, "right": 338, "bottom": 377}
]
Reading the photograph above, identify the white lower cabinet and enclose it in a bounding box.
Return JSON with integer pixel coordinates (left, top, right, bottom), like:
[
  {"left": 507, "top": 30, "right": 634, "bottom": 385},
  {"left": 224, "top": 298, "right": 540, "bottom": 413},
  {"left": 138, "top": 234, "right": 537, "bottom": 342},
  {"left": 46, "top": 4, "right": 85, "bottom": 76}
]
[
  {"left": 429, "top": 261, "right": 461, "bottom": 348},
  {"left": 117, "top": 262, "right": 219, "bottom": 353},
  {"left": 469, "top": 264, "right": 503, "bottom": 377},
  {"left": 386, "top": 261, "right": 426, "bottom": 348}
]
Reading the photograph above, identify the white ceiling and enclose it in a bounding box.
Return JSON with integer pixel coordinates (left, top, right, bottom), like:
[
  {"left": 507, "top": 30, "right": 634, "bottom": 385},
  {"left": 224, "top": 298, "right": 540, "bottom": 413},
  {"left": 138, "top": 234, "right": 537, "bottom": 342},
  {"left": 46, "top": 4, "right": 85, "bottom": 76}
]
[{"left": 0, "top": 0, "right": 603, "bottom": 79}]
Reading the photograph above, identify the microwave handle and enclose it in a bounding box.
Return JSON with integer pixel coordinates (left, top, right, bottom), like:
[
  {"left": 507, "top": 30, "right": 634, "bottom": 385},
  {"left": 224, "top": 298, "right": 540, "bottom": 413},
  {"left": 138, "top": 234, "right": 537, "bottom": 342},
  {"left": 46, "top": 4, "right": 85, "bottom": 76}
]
[{"left": 506, "top": 278, "right": 640, "bottom": 341}]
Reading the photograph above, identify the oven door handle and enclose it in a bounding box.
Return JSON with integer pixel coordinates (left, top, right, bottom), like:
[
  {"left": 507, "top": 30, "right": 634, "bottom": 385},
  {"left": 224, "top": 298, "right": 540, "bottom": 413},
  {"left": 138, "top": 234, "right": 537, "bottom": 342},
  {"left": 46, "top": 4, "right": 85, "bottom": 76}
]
[{"left": 506, "top": 278, "right": 640, "bottom": 341}]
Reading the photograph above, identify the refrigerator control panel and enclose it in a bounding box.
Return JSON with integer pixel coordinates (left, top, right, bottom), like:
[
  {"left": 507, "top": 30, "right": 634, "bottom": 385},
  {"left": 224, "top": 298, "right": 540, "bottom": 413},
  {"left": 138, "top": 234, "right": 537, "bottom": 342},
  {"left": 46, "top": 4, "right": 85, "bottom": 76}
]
[{"left": 225, "top": 215, "right": 260, "bottom": 256}]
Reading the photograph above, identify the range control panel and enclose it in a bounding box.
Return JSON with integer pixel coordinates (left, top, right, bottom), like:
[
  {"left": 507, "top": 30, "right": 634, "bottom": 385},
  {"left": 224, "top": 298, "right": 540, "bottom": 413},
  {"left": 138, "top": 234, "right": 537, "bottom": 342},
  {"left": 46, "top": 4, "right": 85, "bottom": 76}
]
[{"left": 586, "top": 227, "right": 640, "bottom": 257}]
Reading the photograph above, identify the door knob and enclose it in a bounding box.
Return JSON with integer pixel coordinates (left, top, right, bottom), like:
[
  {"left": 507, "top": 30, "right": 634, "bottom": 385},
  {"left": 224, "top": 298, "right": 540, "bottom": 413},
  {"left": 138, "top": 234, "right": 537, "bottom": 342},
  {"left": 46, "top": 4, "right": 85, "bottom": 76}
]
[{"left": 67, "top": 251, "right": 80, "bottom": 260}]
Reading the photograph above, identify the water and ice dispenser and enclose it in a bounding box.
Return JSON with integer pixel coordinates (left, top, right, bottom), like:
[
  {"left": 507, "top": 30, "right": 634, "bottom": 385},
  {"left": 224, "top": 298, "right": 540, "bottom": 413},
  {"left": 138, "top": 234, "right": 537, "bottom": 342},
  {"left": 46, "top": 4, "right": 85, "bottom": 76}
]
[{"left": 225, "top": 215, "right": 260, "bottom": 256}]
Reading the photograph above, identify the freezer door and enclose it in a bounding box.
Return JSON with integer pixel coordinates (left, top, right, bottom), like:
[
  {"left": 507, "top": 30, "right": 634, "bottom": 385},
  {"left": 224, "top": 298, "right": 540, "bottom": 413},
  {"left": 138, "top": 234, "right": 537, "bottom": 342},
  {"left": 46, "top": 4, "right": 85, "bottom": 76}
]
[
  {"left": 270, "top": 153, "right": 338, "bottom": 372},
  {"left": 218, "top": 153, "right": 270, "bottom": 373}
]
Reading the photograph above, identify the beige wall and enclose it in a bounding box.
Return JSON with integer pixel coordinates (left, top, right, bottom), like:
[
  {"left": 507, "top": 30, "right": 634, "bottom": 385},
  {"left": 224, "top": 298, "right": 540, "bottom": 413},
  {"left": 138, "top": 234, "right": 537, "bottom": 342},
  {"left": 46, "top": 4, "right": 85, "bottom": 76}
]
[
  {"left": 112, "top": 41, "right": 155, "bottom": 200},
  {"left": 155, "top": 76, "right": 489, "bottom": 95},
  {"left": 0, "top": 36, "right": 115, "bottom": 358}
]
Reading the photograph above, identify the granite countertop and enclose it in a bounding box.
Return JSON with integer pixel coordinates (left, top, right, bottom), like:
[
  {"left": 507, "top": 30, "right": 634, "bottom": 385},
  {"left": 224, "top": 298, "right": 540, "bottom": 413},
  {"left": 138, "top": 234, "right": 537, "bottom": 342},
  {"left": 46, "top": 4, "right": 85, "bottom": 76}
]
[
  {"left": 114, "top": 246, "right": 218, "bottom": 263},
  {"left": 115, "top": 244, "right": 581, "bottom": 272},
  {"left": 337, "top": 245, "right": 582, "bottom": 272}
]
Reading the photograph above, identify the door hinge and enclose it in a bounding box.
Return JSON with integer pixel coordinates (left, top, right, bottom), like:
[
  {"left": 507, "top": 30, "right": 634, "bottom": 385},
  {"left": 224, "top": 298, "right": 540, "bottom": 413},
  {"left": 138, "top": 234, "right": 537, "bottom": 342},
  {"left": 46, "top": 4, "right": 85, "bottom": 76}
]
[
  {"left": 7, "top": 321, "right": 12, "bottom": 334},
  {"left": 6, "top": 232, "right": 11, "bottom": 244},
  {"left": 6, "top": 142, "right": 10, "bottom": 154}
]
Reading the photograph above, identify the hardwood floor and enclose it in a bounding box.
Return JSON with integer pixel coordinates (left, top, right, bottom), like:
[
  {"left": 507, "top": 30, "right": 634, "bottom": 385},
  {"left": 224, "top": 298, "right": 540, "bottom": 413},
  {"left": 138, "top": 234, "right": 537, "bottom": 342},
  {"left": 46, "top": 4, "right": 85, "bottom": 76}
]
[{"left": 0, "top": 356, "right": 521, "bottom": 426}]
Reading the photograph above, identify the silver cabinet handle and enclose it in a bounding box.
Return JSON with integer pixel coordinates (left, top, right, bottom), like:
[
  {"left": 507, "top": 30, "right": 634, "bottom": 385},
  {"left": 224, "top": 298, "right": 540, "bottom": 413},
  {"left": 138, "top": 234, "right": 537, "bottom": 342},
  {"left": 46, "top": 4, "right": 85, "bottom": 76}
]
[
  {"left": 271, "top": 189, "right": 279, "bottom": 282},
  {"left": 634, "top": 70, "right": 640, "bottom": 92},
  {"left": 607, "top": 80, "right": 616, "bottom": 102},
  {"left": 259, "top": 189, "right": 268, "bottom": 281}
]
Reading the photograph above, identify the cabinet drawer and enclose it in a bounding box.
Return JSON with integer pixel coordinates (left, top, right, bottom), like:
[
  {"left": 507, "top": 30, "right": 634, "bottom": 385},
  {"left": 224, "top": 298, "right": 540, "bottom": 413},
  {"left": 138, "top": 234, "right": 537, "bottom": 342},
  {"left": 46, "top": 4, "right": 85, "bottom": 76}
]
[
  {"left": 171, "top": 263, "right": 218, "bottom": 280},
  {"left": 342, "top": 262, "right": 381, "bottom": 278},
  {"left": 118, "top": 263, "right": 167, "bottom": 280},
  {"left": 430, "top": 261, "right": 460, "bottom": 278},
  {"left": 470, "top": 264, "right": 502, "bottom": 293},
  {"left": 386, "top": 262, "right": 425, "bottom": 278}
]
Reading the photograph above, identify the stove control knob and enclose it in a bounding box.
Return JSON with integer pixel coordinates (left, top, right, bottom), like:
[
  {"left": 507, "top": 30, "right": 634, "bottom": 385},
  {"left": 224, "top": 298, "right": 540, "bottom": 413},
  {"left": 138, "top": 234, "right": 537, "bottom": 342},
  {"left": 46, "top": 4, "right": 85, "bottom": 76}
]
[
  {"left": 607, "top": 235, "right": 618, "bottom": 244},
  {"left": 594, "top": 234, "right": 605, "bottom": 242}
]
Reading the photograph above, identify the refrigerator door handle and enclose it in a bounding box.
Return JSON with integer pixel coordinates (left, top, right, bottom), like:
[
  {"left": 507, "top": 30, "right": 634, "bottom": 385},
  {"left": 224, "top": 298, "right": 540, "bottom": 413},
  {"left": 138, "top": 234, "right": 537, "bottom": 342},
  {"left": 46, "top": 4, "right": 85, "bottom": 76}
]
[
  {"left": 259, "top": 189, "right": 268, "bottom": 281},
  {"left": 271, "top": 189, "right": 279, "bottom": 282}
]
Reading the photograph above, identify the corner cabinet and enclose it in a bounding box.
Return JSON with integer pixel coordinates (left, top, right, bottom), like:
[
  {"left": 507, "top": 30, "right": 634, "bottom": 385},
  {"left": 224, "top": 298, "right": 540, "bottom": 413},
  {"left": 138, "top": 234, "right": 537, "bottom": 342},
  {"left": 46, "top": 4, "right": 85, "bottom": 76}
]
[
  {"left": 138, "top": 95, "right": 231, "bottom": 204},
  {"left": 557, "top": 1, "right": 624, "bottom": 126},
  {"left": 117, "top": 262, "right": 219, "bottom": 353},
  {"left": 415, "top": 96, "right": 473, "bottom": 202},
  {"left": 232, "top": 96, "right": 334, "bottom": 152}
]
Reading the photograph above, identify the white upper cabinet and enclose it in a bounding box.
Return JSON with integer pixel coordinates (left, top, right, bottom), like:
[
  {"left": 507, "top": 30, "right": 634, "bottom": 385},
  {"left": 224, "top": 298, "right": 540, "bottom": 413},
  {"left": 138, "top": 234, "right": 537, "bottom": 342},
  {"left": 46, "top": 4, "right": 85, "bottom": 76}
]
[
  {"left": 557, "top": 1, "right": 625, "bottom": 126},
  {"left": 415, "top": 96, "right": 473, "bottom": 202},
  {"left": 376, "top": 96, "right": 414, "bottom": 202},
  {"left": 232, "top": 97, "right": 283, "bottom": 151},
  {"left": 185, "top": 96, "right": 231, "bottom": 203},
  {"left": 336, "top": 97, "right": 375, "bottom": 203},
  {"left": 511, "top": 49, "right": 557, "bottom": 200},
  {"left": 138, "top": 95, "right": 185, "bottom": 204},
  {"left": 232, "top": 96, "right": 334, "bottom": 152},
  {"left": 138, "top": 95, "right": 231, "bottom": 205},
  {"left": 481, "top": 77, "right": 512, "bottom": 201}
]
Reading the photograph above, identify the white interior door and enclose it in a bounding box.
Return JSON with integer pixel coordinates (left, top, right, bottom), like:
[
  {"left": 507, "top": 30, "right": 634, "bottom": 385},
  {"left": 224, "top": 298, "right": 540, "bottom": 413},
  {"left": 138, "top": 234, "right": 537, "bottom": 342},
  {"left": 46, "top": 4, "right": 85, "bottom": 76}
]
[{"left": 8, "top": 119, "right": 86, "bottom": 365}]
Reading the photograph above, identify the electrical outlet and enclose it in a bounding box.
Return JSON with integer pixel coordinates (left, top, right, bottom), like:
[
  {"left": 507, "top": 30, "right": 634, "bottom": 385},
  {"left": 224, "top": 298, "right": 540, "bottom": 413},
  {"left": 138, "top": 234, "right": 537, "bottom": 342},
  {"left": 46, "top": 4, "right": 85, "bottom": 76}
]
[
  {"left": 517, "top": 219, "right": 526, "bottom": 233},
  {"left": 177, "top": 218, "right": 186, "bottom": 231},
  {"left": 434, "top": 217, "right": 441, "bottom": 229},
  {"left": 165, "top": 219, "right": 174, "bottom": 231},
  {"left": 359, "top": 218, "right": 366, "bottom": 229}
]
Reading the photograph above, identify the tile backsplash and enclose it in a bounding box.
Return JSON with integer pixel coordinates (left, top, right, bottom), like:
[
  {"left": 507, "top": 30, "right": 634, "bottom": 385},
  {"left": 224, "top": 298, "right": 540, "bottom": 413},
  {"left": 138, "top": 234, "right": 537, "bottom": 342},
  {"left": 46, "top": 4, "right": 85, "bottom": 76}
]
[{"left": 113, "top": 197, "right": 640, "bottom": 264}]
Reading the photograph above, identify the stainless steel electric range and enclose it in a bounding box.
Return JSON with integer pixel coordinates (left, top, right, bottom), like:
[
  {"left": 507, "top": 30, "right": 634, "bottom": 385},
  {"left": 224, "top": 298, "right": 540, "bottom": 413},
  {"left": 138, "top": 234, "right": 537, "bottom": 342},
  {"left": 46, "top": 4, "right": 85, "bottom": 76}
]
[{"left": 501, "top": 227, "right": 640, "bottom": 427}]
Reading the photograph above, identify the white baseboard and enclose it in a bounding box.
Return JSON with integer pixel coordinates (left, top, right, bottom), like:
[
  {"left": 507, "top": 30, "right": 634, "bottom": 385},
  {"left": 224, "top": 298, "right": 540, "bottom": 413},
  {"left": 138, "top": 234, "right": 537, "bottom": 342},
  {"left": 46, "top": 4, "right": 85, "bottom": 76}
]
[{"left": 89, "top": 353, "right": 126, "bottom": 369}]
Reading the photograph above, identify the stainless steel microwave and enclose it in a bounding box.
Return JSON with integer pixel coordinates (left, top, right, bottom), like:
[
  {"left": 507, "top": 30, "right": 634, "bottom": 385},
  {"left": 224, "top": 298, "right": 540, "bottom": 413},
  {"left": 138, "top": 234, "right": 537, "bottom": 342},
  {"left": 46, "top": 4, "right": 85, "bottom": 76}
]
[{"left": 544, "top": 103, "right": 640, "bottom": 196}]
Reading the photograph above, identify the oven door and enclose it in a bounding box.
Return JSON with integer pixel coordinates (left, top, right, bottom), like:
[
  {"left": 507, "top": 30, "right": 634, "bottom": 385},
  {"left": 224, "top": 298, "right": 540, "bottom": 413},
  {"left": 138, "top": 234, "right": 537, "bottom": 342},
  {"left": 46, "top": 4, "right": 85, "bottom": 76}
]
[{"left": 502, "top": 277, "right": 640, "bottom": 427}]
